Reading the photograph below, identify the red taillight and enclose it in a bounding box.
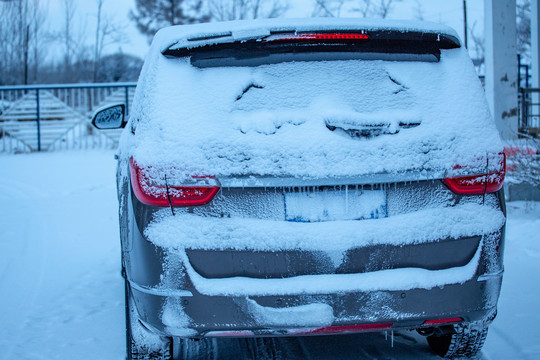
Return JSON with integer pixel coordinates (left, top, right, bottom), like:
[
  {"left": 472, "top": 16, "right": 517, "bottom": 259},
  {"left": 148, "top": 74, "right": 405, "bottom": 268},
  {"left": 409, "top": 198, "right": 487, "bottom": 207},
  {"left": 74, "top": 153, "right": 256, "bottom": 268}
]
[
  {"left": 130, "top": 158, "right": 220, "bottom": 207},
  {"left": 267, "top": 33, "right": 370, "bottom": 42},
  {"left": 443, "top": 153, "right": 505, "bottom": 195},
  {"left": 423, "top": 317, "right": 463, "bottom": 326}
]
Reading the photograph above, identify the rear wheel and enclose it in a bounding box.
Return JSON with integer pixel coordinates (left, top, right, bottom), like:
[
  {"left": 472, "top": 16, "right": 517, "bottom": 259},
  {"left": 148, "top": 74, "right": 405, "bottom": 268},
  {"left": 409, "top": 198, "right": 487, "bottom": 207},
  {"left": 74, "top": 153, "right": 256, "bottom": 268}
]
[
  {"left": 173, "top": 337, "right": 217, "bottom": 360},
  {"left": 426, "top": 322, "right": 489, "bottom": 359},
  {"left": 125, "top": 281, "right": 172, "bottom": 360}
]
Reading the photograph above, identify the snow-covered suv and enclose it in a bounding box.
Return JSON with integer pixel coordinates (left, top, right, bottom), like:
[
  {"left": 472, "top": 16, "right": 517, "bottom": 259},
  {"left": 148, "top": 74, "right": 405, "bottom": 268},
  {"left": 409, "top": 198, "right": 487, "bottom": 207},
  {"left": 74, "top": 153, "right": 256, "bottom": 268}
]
[{"left": 92, "top": 18, "right": 506, "bottom": 359}]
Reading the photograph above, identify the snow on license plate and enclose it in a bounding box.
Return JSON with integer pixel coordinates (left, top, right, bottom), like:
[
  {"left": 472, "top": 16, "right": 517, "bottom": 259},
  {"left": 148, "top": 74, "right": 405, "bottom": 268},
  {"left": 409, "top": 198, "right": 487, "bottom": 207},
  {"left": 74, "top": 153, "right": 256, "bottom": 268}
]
[{"left": 285, "top": 188, "right": 387, "bottom": 222}]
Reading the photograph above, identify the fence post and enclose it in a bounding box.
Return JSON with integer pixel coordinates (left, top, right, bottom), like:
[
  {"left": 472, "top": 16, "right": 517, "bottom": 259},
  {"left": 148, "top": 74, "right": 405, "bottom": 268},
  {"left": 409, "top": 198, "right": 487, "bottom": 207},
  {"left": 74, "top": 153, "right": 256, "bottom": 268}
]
[
  {"left": 124, "top": 86, "right": 129, "bottom": 116},
  {"left": 518, "top": 54, "right": 522, "bottom": 88},
  {"left": 36, "top": 88, "right": 41, "bottom": 152},
  {"left": 521, "top": 88, "right": 527, "bottom": 130}
]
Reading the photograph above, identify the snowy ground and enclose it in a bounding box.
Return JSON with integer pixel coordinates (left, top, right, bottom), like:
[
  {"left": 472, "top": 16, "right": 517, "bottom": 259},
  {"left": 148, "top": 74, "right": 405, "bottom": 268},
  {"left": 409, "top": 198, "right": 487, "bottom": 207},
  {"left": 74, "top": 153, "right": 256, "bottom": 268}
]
[{"left": 0, "top": 151, "right": 538, "bottom": 360}]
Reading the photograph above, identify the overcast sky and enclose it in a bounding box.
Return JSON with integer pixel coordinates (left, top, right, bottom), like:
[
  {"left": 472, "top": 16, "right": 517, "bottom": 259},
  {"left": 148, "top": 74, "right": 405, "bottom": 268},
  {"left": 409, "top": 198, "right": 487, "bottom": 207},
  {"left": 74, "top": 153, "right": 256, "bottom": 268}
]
[{"left": 41, "top": 0, "right": 484, "bottom": 60}]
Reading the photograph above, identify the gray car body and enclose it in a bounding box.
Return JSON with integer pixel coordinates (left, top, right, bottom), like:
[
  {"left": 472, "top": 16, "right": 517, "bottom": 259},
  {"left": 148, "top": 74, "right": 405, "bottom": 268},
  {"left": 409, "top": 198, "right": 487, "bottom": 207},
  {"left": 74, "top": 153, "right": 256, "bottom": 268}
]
[
  {"left": 114, "top": 19, "right": 506, "bottom": 348},
  {"left": 118, "top": 168, "right": 505, "bottom": 337}
]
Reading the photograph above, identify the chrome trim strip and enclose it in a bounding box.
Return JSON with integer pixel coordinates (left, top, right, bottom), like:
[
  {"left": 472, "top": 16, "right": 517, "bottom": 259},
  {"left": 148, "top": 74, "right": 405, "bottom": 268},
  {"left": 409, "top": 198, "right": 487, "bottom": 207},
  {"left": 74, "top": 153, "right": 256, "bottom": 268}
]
[
  {"left": 477, "top": 270, "right": 504, "bottom": 281},
  {"left": 219, "top": 171, "right": 446, "bottom": 188},
  {"left": 129, "top": 280, "right": 193, "bottom": 297}
]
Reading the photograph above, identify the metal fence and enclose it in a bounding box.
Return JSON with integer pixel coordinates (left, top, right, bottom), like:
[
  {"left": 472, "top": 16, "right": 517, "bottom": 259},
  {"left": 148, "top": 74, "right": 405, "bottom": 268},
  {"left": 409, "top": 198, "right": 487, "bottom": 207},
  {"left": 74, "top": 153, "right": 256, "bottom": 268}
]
[
  {"left": 1, "top": 81, "right": 538, "bottom": 153},
  {"left": 518, "top": 88, "right": 540, "bottom": 138},
  {"left": 0, "top": 82, "right": 136, "bottom": 153}
]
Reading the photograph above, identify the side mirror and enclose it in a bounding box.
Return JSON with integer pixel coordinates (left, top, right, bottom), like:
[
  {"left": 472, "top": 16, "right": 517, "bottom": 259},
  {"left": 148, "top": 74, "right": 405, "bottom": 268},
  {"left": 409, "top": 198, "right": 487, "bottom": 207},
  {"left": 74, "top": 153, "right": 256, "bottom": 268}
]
[{"left": 91, "top": 104, "right": 126, "bottom": 129}]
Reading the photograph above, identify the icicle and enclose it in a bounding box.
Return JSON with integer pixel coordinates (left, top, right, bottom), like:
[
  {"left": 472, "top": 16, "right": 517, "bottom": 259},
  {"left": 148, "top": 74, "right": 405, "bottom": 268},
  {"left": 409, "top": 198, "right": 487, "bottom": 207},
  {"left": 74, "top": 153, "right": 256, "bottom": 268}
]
[
  {"left": 385, "top": 331, "right": 388, "bottom": 341},
  {"left": 391, "top": 330, "right": 394, "bottom": 348}
]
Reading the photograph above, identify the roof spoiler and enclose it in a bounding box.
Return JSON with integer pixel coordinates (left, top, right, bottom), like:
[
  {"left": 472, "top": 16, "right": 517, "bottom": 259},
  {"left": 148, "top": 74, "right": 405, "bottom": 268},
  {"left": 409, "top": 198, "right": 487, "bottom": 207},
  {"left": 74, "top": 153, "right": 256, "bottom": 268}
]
[{"left": 163, "top": 29, "right": 461, "bottom": 57}]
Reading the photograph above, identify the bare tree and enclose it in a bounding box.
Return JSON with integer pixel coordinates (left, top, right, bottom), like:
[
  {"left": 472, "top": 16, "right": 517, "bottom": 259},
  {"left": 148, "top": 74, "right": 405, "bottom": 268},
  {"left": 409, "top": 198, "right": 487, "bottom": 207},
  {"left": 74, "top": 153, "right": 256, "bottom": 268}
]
[
  {"left": 312, "top": 0, "right": 348, "bottom": 17},
  {"left": 465, "top": 0, "right": 529, "bottom": 75},
  {"left": 29, "top": 1, "right": 47, "bottom": 83},
  {"left": 94, "top": 0, "right": 104, "bottom": 82},
  {"left": 353, "top": 0, "right": 371, "bottom": 17},
  {"left": 0, "top": 0, "right": 136, "bottom": 85},
  {"left": 208, "top": 0, "right": 289, "bottom": 21},
  {"left": 469, "top": 22, "right": 484, "bottom": 60},
  {"left": 130, "top": 0, "right": 210, "bottom": 41},
  {"left": 413, "top": 0, "right": 424, "bottom": 21},
  {"left": 0, "top": 0, "right": 47, "bottom": 85},
  {"left": 56, "top": 0, "right": 103, "bottom": 82},
  {"left": 96, "top": 48, "right": 143, "bottom": 82},
  {"left": 315, "top": 0, "right": 401, "bottom": 19},
  {"left": 62, "top": 0, "right": 77, "bottom": 77},
  {"left": 0, "top": 1, "right": 16, "bottom": 84},
  {"left": 516, "top": 0, "right": 531, "bottom": 57},
  {"left": 93, "top": 0, "right": 126, "bottom": 82},
  {"left": 372, "top": 0, "right": 401, "bottom": 19}
]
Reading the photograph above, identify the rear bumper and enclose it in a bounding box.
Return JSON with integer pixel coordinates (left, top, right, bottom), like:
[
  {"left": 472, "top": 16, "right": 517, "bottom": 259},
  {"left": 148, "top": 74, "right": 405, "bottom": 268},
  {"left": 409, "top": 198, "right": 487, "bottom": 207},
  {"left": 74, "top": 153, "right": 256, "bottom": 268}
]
[
  {"left": 125, "top": 189, "right": 506, "bottom": 338},
  {"left": 126, "top": 229, "right": 505, "bottom": 338},
  {"left": 129, "top": 272, "right": 502, "bottom": 338}
]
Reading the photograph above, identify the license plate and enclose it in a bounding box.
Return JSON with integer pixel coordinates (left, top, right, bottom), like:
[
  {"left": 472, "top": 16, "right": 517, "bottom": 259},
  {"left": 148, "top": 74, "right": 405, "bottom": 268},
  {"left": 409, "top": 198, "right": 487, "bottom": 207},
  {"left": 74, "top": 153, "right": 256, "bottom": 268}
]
[{"left": 285, "top": 188, "right": 387, "bottom": 222}]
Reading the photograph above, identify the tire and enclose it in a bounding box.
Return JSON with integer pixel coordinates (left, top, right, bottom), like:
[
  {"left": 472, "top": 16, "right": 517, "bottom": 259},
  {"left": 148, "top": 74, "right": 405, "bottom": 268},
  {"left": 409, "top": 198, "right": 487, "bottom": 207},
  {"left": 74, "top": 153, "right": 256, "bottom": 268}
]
[
  {"left": 427, "top": 322, "right": 489, "bottom": 359},
  {"left": 244, "top": 337, "right": 283, "bottom": 359},
  {"left": 125, "top": 281, "right": 172, "bottom": 360},
  {"left": 174, "top": 337, "right": 217, "bottom": 360}
]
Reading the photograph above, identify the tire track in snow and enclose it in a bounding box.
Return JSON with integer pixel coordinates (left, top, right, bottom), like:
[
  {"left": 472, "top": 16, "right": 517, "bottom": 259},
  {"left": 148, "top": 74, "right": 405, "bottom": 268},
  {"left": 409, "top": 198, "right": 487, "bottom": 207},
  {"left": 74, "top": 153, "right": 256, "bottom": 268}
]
[
  {"left": 488, "top": 320, "right": 535, "bottom": 360},
  {"left": 0, "top": 178, "right": 44, "bottom": 199},
  {"left": 0, "top": 204, "right": 48, "bottom": 360}
]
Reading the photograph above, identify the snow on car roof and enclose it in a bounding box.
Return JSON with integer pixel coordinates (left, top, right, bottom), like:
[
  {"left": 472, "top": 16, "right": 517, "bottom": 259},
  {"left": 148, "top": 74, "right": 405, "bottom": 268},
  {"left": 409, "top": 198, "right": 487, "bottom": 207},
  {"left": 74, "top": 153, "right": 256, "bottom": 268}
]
[{"left": 153, "top": 17, "right": 461, "bottom": 53}]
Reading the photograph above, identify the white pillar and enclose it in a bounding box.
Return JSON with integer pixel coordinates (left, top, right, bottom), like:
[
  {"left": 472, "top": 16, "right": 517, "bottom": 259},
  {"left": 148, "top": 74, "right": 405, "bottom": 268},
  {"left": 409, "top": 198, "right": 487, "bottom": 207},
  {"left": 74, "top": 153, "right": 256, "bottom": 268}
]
[{"left": 484, "top": 0, "right": 518, "bottom": 139}]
